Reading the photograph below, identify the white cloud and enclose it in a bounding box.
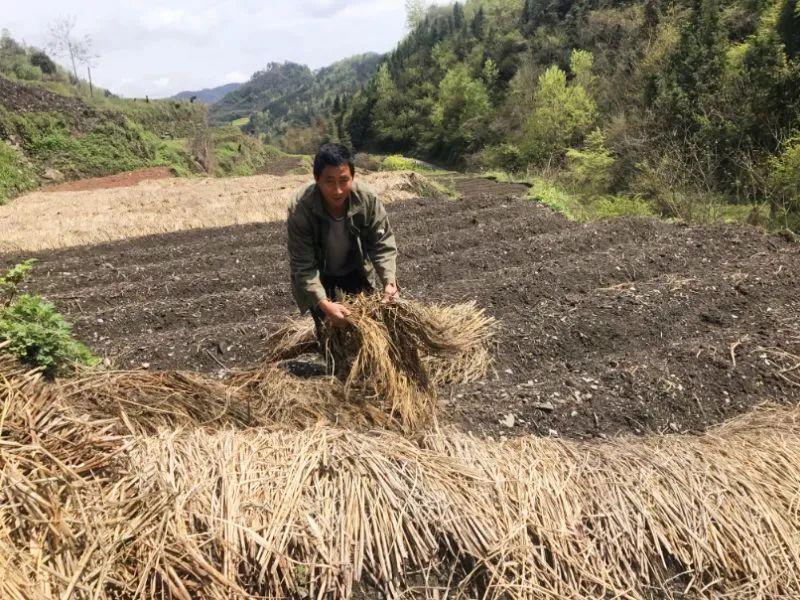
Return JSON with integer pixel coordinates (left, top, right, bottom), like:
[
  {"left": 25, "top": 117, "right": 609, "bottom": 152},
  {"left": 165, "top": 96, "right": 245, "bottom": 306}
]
[
  {"left": 337, "top": 0, "right": 398, "bottom": 19},
  {"left": 143, "top": 7, "right": 185, "bottom": 28},
  {"left": 223, "top": 70, "right": 249, "bottom": 83},
  {"left": 140, "top": 5, "right": 221, "bottom": 37},
  {"left": 4, "top": 0, "right": 446, "bottom": 97}
]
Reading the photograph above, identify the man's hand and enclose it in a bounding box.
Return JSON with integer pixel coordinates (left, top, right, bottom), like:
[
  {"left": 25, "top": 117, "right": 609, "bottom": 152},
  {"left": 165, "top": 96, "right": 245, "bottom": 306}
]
[
  {"left": 318, "top": 299, "right": 351, "bottom": 328},
  {"left": 382, "top": 282, "right": 399, "bottom": 304}
]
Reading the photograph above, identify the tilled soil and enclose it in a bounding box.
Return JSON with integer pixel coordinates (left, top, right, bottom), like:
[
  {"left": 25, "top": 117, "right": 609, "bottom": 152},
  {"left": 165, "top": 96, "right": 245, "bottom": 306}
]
[
  {"left": 4, "top": 176, "right": 799, "bottom": 438},
  {"left": 256, "top": 155, "right": 309, "bottom": 175},
  {"left": 0, "top": 76, "right": 94, "bottom": 115}
]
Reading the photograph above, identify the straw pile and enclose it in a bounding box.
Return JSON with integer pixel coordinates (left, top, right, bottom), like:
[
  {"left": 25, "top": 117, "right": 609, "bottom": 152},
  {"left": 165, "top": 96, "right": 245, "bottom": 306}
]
[
  {"left": 259, "top": 297, "right": 495, "bottom": 431},
  {"left": 4, "top": 357, "right": 800, "bottom": 598},
  {"left": 113, "top": 409, "right": 800, "bottom": 598},
  {"left": 3, "top": 303, "right": 800, "bottom": 598},
  {"left": 54, "top": 297, "right": 494, "bottom": 435}
]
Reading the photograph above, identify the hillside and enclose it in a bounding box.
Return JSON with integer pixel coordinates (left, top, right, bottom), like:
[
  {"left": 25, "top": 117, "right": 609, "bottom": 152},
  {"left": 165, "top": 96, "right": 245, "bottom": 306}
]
[
  {"left": 210, "top": 61, "right": 315, "bottom": 123},
  {"left": 171, "top": 82, "right": 243, "bottom": 104},
  {"left": 0, "top": 32, "right": 296, "bottom": 201},
  {"left": 210, "top": 53, "right": 383, "bottom": 150},
  {"left": 0, "top": 75, "right": 211, "bottom": 201},
  {"left": 338, "top": 0, "right": 800, "bottom": 232}
]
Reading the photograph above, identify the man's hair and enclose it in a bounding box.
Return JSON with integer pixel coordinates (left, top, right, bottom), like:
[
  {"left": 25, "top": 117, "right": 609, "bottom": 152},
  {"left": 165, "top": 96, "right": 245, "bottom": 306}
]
[{"left": 313, "top": 143, "right": 355, "bottom": 178}]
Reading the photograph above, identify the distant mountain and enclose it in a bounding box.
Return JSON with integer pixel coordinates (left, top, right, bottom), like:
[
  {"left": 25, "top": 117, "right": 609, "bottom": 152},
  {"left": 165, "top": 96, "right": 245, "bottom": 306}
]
[
  {"left": 171, "top": 82, "right": 243, "bottom": 104},
  {"left": 210, "top": 53, "right": 383, "bottom": 127}
]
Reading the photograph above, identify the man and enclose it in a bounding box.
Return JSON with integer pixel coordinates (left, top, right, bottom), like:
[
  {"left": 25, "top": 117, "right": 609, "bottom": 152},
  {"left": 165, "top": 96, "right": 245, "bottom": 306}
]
[{"left": 287, "top": 143, "right": 399, "bottom": 336}]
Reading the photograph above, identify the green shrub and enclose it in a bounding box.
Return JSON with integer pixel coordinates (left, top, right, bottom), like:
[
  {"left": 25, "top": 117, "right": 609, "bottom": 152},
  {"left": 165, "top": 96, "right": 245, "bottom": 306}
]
[
  {"left": 768, "top": 136, "right": 800, "bottom": 232},
  {"left": 154, "top": 138, "right": 196, "bottom": 177},
  {"left": 479, "top": 143, "right": 526, "bottom": 173},
  {"left": 381, "top": 155, "right": 418, "bottom": 171},
  {"left": 29, "top": 50, "right": 56, "bottom": 75},
  {"left": 380, "top": 154, "right": 436, "bottom": 172},
  {"left": 529, "top": 178, "right": 654, "bottom": 221},
  {"left": 0, "top": 261, "right": 96, "bottom": 375},
  {"left": 0, "top": 294, "right": 97, "bottom": 375},
  {"left": 565, "top": 130, "right": 615, "bottom": 196},
  {"left": 591, "top": 195, "right": 655, "bottom": 219},
  {"left": 0, "top": 259, "right": 36, "bottom": 296},
  {"left": 212, "top": 126, "right": 280, "bottom": 177},
  {"left": 529, "top": 179, "right": 585, "bottom": 220},
  {"left": 0, "top": 141, "right": 38, "bottom": 202},
  {"left": 13, "top": 60, "right": 42, "bottom": 81}
]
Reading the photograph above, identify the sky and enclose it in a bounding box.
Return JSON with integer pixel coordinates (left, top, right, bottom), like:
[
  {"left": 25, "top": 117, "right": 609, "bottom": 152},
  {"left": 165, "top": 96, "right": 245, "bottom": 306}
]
[{"left": 3, "top": 0, "right": 436, "bottom": 98}]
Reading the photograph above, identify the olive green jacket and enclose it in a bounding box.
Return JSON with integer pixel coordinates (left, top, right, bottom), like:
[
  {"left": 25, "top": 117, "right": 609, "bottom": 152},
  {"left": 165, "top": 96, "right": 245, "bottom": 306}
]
[{"left": 286, "top": 180, "right": 397, "bottom": 312}]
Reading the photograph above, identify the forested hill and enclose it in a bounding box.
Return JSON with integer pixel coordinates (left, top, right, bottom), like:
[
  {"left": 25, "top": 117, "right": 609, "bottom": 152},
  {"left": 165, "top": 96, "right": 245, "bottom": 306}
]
[
  {"left": 336, "top": 0, "right": 799, "bottom": 228},
  {"left": 210, "top": 53, "right": 383, "bottom": 140},
  {"left": 171, "top": 82, "right": 242, "bottom": 104}
]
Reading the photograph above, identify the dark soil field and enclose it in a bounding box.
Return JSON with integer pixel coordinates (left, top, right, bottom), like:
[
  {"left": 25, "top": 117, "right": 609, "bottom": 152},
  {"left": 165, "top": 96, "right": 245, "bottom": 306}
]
[{"left": 4, "top": 175, "right": 799, "bottom": 439}]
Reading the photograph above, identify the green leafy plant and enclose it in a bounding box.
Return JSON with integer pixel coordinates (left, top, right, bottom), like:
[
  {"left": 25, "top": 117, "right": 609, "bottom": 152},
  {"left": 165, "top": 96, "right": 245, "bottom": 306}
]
[
  {"left": 0, "top": 261, "right": 97, "bottom": 375},
  {"left": 0, "top": 258, "right": 36, "bottom": 298},
  {"left": 381, "top": 155, "right": 420, "bottom": 171},
  {"left": 768, "top": 135, "right": 800, "bottom": 233},
  {"left": 528, "top": 178, "right": 654, "bottom": 221}
]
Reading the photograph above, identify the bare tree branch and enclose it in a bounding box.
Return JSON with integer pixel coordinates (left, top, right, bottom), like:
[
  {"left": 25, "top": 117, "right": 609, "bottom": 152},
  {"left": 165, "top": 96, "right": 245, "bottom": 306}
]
[{"left": 47, "top": 15, "right": 96, "bottom": 82}]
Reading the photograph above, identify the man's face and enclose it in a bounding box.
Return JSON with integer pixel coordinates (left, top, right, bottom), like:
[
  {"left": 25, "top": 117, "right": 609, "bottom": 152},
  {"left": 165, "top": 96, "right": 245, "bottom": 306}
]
[{"left": 316, "top": 164, "right": 354, "bottom": 213}]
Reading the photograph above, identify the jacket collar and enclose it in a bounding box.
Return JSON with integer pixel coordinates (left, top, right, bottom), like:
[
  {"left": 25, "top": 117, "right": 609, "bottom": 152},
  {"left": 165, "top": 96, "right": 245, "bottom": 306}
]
[{"left": 311, "top": 181, "right": 363, "bottom": 219}]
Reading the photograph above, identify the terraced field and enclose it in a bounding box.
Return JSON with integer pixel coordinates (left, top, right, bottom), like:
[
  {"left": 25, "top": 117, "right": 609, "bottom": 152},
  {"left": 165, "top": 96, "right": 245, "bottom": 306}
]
[{"left": 3, "top": 174, "right": 799, "bottom": 438}]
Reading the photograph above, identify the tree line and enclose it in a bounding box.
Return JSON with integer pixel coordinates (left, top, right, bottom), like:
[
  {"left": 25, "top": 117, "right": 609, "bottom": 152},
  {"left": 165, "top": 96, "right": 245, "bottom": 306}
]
[{"left": 329, "top": 0, "right": 800, "bottom": 228}]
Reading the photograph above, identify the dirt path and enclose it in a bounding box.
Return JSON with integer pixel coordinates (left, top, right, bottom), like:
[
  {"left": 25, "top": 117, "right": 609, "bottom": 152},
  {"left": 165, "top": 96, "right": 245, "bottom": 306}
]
[
  {"left": 3, "top": 176, "right": 799, "bottom": 439},
  {"left": 41, "top": 167, "right": 175, "bottom": 193}
]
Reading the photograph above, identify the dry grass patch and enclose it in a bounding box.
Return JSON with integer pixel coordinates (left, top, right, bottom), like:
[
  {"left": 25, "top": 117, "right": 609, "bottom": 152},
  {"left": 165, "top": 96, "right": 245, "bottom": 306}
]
[{"left": 0, "top": 171, "right": 435, "bottom": 253}]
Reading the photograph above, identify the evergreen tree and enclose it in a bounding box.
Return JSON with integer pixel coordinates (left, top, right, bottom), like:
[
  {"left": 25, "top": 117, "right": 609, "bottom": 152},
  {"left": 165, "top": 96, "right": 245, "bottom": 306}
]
[
  {"left": 471, "top": 7, "right": 486, "bottom": 38},
  {"left": 651, "top": 0, "right": 727, "bottom": 138},
  {"left": 453, "top": 2, "right": 465, "bottom": 29},
  {"left": 777, "top": 0, "right": 800, "bottom": 59}
]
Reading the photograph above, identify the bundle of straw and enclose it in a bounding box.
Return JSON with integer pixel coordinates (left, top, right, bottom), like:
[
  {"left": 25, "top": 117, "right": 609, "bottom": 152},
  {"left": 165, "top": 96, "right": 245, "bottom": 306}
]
[
  {"left": 4, "top": 349, "right": 800, "bottom": 598},
  {"left": 261, "top": 315, "right": 318, "bottom": 363},
  {"left": 322, "top": 296, "right": 496, "bottom": 431},
  {"left": 251, "top": 296, "right": 496, "bottom": 432},
  {"left": 59, "top": 366, "right": 392, "bottom": 434},
  {"left": 0, "top": 351, "right": 126, "bottom": 600},
  {"left": 101, "top": 405, "right": 800, "bottom": 599}
]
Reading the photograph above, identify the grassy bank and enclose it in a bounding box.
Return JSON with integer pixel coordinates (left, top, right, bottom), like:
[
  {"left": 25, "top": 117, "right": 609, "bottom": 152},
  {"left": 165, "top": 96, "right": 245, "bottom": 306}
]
[
  {"left": 483, "top": 171, "right": 778, "bottom": 230},
  {"left": 0, "top": 79, "right": 292, "bottom": 202}
]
